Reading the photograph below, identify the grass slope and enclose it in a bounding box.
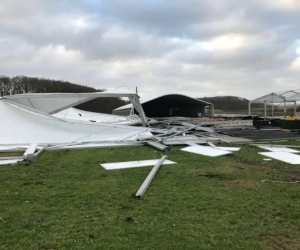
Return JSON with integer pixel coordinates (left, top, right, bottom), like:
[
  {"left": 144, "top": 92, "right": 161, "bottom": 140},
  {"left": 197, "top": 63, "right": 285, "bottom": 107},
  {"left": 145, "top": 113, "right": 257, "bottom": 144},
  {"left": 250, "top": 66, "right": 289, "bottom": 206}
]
[{"left": 0, "top": 145, "right": 300, "bottom": 250}]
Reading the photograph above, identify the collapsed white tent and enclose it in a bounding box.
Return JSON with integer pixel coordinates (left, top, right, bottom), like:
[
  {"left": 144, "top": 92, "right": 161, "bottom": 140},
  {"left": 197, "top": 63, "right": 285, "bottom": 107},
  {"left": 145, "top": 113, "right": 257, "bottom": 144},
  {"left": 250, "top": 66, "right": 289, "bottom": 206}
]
[
  {"left": 53, "top": 107, "right": 141, "bottom": 125},
  {"left": 3, "top": 87, "right": 147, "bottom": 126},
  {"left": 0, "top": 99, "right": 153, "bottom": 145}
]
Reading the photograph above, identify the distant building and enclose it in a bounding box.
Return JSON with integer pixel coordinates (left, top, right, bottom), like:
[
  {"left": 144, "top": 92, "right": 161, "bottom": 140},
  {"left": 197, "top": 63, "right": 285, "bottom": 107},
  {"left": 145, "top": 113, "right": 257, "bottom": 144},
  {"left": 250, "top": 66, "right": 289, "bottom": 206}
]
[{"left": 113, "top": 94, "right": 214, "bottom": 118}]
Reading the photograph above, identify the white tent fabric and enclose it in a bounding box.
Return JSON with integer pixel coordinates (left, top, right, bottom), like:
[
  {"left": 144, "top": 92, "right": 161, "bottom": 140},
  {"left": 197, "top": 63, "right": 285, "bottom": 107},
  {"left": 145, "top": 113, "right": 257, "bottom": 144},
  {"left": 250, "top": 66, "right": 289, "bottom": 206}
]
[
  {"left": 3, "top": 87, "right": 136, "bottom": 114},
  {"left": 53, "top": 107, "right": 141, "bottom": 125},
  {"left": 4, "top": 94, "right": 93, "bottom": 114},
  {"left": 286, "top": 92, "right": 300, "bottom": 102},
  {"left": 0, "top": 99, "right": 153, "bottom": 145}
]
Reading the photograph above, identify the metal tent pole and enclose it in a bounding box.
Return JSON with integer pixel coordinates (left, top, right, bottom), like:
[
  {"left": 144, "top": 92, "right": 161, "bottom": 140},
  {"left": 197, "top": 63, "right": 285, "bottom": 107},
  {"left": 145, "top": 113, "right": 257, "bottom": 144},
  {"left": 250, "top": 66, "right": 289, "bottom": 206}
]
[
  {"left": 129, "top": 95, "right": 147, "bottom": 127},
  {"left": 271, "top": 102, "right": 274, "bottom": 117},
  {"left": 248, "top": 102, "right": 251, "bottom": 116},
  {"left": 264, "top": 101, "right": 267, "bottom": 118},
  {"left": 210, "top": 104, "right": 214, "bottom": 118},
  {"left": 294, "top": 101, "right": 297, "bottom": 117},
  {"left": 130, "top": 106, "right": 134, "bottom": 116},
  {"left": 135, "top": 155, "right": 167, "bottom": 198},
  {"left": 284, "top": 100, "right": 286, "bottom": 117}
]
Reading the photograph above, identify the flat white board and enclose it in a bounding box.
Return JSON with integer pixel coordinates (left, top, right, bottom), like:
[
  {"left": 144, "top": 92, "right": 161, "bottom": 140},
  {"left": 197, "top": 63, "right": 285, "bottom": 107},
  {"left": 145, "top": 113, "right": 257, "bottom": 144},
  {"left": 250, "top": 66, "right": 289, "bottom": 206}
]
[
  {"left": 101, "top": 159, "right": 176, "bottom": 170},
  {"left": 258, "top": 152, "right": 300, "bottom": 165},
  {"left": 257, "top": 146, "right": 300, "bottom": 153},
  {"left": 0, "top": 159, "right": 23, "bottom": 165},
  {"left": 181, "top": 145, "right": 232, "bottom": 157}
]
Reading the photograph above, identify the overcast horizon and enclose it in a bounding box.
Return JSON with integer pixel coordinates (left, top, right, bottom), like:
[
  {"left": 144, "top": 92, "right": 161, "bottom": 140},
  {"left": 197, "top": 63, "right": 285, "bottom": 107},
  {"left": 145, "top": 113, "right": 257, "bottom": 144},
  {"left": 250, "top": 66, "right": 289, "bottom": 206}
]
[{"left": 1, "top": 0, "right": 300, "bottom": 99}]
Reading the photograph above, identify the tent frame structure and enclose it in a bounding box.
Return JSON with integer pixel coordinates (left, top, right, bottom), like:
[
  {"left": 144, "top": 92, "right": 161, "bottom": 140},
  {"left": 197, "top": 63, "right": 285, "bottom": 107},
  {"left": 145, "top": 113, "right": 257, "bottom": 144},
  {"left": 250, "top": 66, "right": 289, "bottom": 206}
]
[{"left": 249, "top": 89, "right": 300, "bottom": 118}]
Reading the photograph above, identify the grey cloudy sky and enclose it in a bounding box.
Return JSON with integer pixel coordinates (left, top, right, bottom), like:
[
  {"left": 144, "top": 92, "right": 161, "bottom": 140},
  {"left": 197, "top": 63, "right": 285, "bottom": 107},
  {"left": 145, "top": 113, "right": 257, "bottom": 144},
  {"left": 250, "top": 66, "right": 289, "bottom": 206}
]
[{"left": 1, "top": 0, "right": 300, "bottom": 99}]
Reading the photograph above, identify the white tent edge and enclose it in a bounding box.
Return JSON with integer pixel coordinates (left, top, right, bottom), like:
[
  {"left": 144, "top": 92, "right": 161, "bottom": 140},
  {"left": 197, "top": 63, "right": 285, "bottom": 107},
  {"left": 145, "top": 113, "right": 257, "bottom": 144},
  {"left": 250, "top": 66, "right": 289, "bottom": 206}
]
[{"left": 2, "top": 87, "right": 148, "bottom": 126}]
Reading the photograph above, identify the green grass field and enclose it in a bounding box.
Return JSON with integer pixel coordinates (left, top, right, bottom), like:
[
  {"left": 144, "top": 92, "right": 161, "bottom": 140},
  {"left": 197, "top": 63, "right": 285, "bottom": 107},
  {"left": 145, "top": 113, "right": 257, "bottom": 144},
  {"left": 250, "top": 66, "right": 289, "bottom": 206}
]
[{"left": 1, "top": 144, "right": 300, "bottom": 250}]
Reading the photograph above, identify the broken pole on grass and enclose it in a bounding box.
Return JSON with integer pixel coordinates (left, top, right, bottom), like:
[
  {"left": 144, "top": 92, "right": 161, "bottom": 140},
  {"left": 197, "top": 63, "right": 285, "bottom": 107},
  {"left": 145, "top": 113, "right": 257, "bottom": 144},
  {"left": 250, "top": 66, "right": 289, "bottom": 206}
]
[
  {"left": 23, "top": 143, "right": 38, "bottom": 162},
  {"left": 135, "top": 155, "right": 167, "bottom": 198},
  {"left": 27, "top": 145, "right": 48, "bottom": 163}
]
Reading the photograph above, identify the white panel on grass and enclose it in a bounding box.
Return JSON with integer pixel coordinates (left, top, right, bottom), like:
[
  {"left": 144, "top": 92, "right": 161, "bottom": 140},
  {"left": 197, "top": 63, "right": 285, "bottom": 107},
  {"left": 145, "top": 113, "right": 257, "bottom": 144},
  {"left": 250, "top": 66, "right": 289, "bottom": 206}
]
[
  {"left": 181, "top": 145, "right": 232, "bottom": 157},
  {"left": 0, "top": 159, "right": 23, "bottom": 165},
  {"left": 101, "top": 159, "right": 176, "bottom": 170},
  {"left": 258, "top": 152, "right": 300, "bottom": 164},
  {"left": 197, "top": 142, "right": 240, "bottom": 152},
  {"left": 257, "top": 146, "right": 300, "bottom": 153}
]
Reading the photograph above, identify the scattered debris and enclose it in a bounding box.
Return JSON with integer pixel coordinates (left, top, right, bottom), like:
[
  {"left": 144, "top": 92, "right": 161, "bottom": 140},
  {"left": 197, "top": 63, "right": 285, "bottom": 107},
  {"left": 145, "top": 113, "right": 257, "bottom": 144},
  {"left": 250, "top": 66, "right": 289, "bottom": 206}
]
[
  {"left": 1, "top": 88, "right": 300, "bottom": 172},
  {"left": 144, "top": 140, "right": 171, "bottom": 153}
]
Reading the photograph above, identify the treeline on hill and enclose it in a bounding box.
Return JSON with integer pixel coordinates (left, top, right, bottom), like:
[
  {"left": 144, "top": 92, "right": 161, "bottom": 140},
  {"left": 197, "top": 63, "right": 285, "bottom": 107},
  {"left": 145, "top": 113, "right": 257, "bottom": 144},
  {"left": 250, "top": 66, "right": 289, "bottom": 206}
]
[
  {"left": 0, "top": 75, "right": 128, "bottom": 114},
  {"left": 201, "top": 96, "right": 260, "bottom": 110}
]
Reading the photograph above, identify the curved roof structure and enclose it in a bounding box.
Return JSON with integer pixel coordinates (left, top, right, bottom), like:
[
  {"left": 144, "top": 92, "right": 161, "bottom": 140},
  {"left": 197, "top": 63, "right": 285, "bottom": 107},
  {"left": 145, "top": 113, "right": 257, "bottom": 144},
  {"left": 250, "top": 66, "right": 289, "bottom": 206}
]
[
  {"left": 114, "top": 94, "right": 212, "bottom": 111},
  {"left": 3, "top": 87, "right": 148, "bottom": 126},
  {"left": 4, "top": 87, "right": 137, "bottom": 114},
  {"left": 251, "top": 89, "right": 300, "bottom": 104},
  {"left": 0, "top": 99, "right": 152, "bottom": 145}
]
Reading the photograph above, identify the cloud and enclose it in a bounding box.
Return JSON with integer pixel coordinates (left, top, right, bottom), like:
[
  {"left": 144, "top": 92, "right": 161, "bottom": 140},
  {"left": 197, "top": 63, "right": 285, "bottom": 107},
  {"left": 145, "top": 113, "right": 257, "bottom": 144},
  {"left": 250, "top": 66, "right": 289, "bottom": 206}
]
[{"left": 0, "top": 0, "right": 300, "bottom": 100}]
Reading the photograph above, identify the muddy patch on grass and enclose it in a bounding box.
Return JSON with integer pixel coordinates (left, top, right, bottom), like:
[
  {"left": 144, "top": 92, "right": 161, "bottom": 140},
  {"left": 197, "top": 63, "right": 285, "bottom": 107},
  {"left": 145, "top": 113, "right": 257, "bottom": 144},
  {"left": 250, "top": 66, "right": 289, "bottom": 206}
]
[
  {"left": 233, "top": 155, "right": 263, "bottom": 166},
  {"left": 221, "top": 179, "right": 261, "bottom": 190},
  {"left": 197, "top": 173, "right": 234, "bottom": 181},
  {"left": 261, "top": 235, "right": 300, "bottom": 250},
  {"left": 232, "top": 156, "right": 300, "bottom": 179}
]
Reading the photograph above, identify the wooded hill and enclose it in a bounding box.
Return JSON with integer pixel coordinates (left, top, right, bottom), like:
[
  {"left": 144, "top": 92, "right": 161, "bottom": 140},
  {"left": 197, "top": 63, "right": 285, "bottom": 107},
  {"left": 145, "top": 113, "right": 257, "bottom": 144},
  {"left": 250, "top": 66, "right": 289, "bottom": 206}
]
[{"left": 0, "top": 75, "right": 128, "bottom": 114}]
